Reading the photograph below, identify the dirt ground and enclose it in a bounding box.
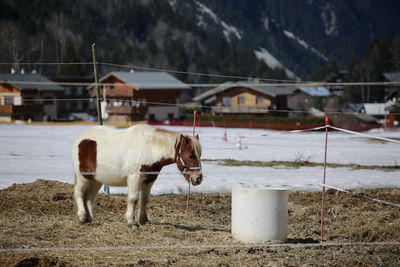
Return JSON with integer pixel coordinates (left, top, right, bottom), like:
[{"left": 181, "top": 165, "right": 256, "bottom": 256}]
[{"left": 0, "top": 180, "right": 399, "bottom": 266}]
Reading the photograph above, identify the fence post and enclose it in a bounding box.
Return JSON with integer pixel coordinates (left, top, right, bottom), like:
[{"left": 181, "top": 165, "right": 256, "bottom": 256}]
[
  {"left": 320, "top": 116, "right": 331, "bottom": 242},
  {"left": 186, "top": 110, "right": 198, "bottom": 215}
]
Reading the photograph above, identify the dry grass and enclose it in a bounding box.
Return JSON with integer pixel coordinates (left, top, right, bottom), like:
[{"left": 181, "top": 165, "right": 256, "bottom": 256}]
[
  {"left": 1, "top": 180, "right": 399, "bottom": 266},
  {"left": 204, "top": 159, "right": 400, "bottom": 171}
]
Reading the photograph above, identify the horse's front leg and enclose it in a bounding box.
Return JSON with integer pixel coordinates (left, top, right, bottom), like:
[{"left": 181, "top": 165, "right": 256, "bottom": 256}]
[
  {"left": 125, "top": 174, "right": 142, "bottom": 227},
  {"left": 138, "top": 180, "right": 155, "bottom": 225}
]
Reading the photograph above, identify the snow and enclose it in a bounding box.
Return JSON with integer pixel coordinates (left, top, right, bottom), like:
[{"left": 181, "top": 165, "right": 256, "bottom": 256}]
[
  {"left": 1, "top": 124, "right": 399, "bottom": 195},
  {"left": 321, "top": 3, "right": 338, "bottom": 36},
  {"left": 254, "top": 48, "right": 297, "bottom": 79},
  {"left": 168, "top": 0, "right": 177, "bottom": 10},
  {"left": 263, "top": 17, "right": 270, "bottom": 31},
  {"left": 283, "top": 30, "right": 328, "bottom": 61},
  {"left": 194, "top": 0, "right": 242, "bottom": 41}
]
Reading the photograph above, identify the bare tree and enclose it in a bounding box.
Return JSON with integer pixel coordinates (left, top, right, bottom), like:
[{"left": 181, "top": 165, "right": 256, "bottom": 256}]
[{"left": 0, "top": 21, "right": 43, "bottom": 72}]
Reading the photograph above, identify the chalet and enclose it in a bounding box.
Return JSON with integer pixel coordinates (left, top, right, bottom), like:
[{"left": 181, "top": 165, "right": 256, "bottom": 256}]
[
  {"left": 0, "top": 73, "right": 63, "bottom": 122},
  {"left": 323, "top": 70, "right": 348, "bottom": 96},
  {"left": 287, "top": 87, "right": 332, "bottom": 116},
  {"left": 383, "top": 72, "right": 399, "bottom": 104},
  {"left": 90, "top": 71, "right": 190, "bottom": 122},
  {"left": 56, "top": 76, "right": 95, "bottom": 121},
  {"left": 193, "top": 82, "right": 292, "bottom": 115}
]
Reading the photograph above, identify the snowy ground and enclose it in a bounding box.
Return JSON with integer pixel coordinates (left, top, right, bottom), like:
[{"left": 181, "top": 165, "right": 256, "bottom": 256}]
[{"left": 0, "top": 124, "right": 399, "bottom": 195}]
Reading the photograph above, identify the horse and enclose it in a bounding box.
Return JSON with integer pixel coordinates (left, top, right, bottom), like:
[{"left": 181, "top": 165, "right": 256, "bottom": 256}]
[{"left": 72, "top": 124, "right": 202, "bottom": 227}]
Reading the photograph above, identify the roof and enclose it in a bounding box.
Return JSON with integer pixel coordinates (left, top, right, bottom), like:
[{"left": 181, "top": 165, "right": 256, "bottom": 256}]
[
  {"left": 347, "top": 103, "right": 365, "bottom": 112},
  {"left": 100, "top": 71, "right": 190, "bottom": 90},
  {"left": 383, "top": 72, "right": 400, "bottom": 82},
  {"left": 193, "top": 82, "right": 292, "bottom": 101},
  {"left": 353, "top": 113, "right": 378, "bottom": 123},
  {"left": 0, "top": 73, "right": 63, "bottom": 91},
  {"left": 298, "top": 87, "right": 330, "bottom": 97}
]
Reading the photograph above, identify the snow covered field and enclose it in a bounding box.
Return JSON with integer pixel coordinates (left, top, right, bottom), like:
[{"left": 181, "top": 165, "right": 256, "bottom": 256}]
[{"left": 0, "top": 124, "right": 399, "bottom": 195}]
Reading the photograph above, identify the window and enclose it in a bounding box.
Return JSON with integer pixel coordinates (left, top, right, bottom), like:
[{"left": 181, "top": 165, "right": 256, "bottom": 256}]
[
  {"left": 148, "top": 113, "right": 156, "bottom": 121},
  {"left": 71, "top": 88, "right": 77, "bottom": 96},
  {"left": 82, "top": 102, "right": 89, "bottom": 110},
  {"left": 71, "top": 102, "right": 77, "bottom": 110},
  {"left": 237, "top": 96, "right": 245, "bottom": 105},
  {"left": 4, "top": 97, "right": 13, "bottom": 105},
  {"left": 222, "top": 96, "right": 231, "bottom": 107},
  {"left": 256, "top": 96, "right": 264, "bottom": 104},
  {"left": 76, "top": 102, "right": 82, "bottom": 111}
]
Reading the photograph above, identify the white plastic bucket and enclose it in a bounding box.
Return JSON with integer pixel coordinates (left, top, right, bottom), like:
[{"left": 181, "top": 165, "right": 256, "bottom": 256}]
[{"left": 231, "top": 186, "right": 289, "bottom": 243}]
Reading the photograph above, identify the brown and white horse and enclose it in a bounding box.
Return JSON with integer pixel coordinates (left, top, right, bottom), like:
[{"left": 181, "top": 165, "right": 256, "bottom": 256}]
[{"left": 72, "top": 124, "right": 202, "bottom": 227}]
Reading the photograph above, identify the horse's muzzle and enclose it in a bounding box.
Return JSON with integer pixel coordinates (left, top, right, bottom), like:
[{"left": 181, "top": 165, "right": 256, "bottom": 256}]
[{"left": 190, "top": 174, "right": 203, "bottom": 186}]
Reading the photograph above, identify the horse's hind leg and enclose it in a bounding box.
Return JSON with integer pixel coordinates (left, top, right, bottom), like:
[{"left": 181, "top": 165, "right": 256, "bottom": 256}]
[
  {"left": 85, "top": 180, "right": 102, "bottom": 222},
  {"left": 125, "top": 174, "right": 142, "bottom": 227},
  {"left": 74, "top": 174, "right": 91, "bottom": 223},
  {"left": 138, "top": 181, "right": 154, "bottom": 225}
]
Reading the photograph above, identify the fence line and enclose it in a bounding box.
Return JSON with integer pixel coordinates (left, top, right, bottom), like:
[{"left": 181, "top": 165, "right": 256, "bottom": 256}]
[
  {"left": 330, "top": 126, "right": 400, "bottom": 144},
  {"left": 2, "top": 124, "right": 400, "bottom": 146},
  {"left": 0, "top": 62, "right": 94, "bottom": 65},
  {"left": 1, "top": 123, "right": 398, "bottom": 206},
  {"left": 1, "top": 241, "right": 399, "bottom": 253},
  {"left": 2, "top": 79, "right": 400, "bottom": 88},
  {"left": 6, "top": 96, "right": 400, "bottom": 116},
  {"left": 101, "top": 62, "right": 302, "bottom": 83},
  {"left": 320, "top": 183, "right": 400, "bottom": 208},
  {"left": 2, "top": 61, "right": 400, "bottom": 87}
]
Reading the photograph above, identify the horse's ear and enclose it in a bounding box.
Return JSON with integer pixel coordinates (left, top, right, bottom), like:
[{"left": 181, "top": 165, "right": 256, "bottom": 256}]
[
  {"left": 179, "top": 134, "right": 190, "bottom": 145},
  {"left": 195, "top": 134, "right": 199, "bottom": 140},
  {"left": 184, "top": 135, "right": 190, "bottom": 144}
]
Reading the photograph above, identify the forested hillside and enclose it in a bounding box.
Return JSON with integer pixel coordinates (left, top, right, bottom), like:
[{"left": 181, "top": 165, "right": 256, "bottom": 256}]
[
  {"left": 0, "top": 0, "right": 399, "bottom": 84},
  {"left": 0, "top": 0, "right": 284, "bottom": 82}
]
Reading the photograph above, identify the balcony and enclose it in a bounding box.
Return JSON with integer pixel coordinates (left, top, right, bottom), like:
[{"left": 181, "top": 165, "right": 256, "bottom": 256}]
[
  {"left": 212, "top": 106, "right": 269, "bottom": 114},
  {"left": 13, "top": 104, "right": 43, "bottom": 113},
  {"left": 106, "top": 105, "right": 137, "bottom": 114}
]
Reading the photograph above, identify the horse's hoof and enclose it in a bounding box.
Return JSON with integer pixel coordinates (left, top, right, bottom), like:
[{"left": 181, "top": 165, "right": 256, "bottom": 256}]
[
  {"left": 127, "top": 221, "right": 139, "bottom": 229},
  {"left": 139, "top": 216, "right": 150, "bottom": 226},
  {"left": 78, "top": 214, "right": 92, "bottom": 224}
]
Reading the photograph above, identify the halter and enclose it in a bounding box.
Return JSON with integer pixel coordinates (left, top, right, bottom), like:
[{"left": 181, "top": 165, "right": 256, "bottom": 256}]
[
  {"left": 175, "top": 137, "right": 202, "bottom": 175},
  {"left": 178, "top": 155, "right": 202, "bottom": 174}
]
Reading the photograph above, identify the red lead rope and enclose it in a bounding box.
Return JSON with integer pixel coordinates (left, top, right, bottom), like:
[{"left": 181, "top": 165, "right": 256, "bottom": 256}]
[{"left": 186, "top": 110, "right": 197, "bottom": 215}]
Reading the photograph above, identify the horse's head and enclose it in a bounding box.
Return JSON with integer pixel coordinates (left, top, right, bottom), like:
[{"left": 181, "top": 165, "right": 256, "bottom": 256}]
[{"left": 175, "top": 134, "right": 202, "bottom": 186}]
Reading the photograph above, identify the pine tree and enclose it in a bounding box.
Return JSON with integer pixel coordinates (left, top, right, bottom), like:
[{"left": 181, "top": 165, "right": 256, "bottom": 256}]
[{"left": 59, "top": 37, "right": 85, "bottom": 76}]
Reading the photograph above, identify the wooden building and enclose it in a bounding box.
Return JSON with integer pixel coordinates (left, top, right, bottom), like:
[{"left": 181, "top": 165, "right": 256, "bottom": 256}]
[
  {"left": 194, "top": 82, "right": 292, "bottom": 115},
  {"left": 287, "top": 87, "right": 331, "bottom": 116},
  {"left": 56, "top": 76, "right": 94, "bottom": 121},
  {"left": 0, "top": 73, "right": 63, "bottom": 122},
  {"left": 90, "top": 72, "right": 190, "bottom": 122}
]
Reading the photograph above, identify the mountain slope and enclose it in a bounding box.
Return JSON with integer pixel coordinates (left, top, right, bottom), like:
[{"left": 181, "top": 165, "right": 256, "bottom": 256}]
[
  {"left": 0, "top": 0, "right": 399, "bottom": 82},
  {"left": 0, "top": 0, "right": 286, "bottom": 84},
  {"left": 175, "top": 0, "right": 400, "bottom": 76}
]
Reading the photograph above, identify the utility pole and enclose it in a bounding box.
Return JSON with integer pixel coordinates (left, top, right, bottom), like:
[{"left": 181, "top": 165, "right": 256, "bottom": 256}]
[
  {"left": 92, "top": 43, "right": 109, "bottom": 195},
  {"left": 91, "top": 43, "right": 103, "bottom": 125}
]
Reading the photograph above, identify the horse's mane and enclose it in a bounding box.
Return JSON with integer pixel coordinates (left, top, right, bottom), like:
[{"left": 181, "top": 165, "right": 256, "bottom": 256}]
[
  {"left": 153, "top": 127, "right": 201, "bottom": 158},
  {"left": 153, "top": 128, "right": 180, "bottom": 151}
]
